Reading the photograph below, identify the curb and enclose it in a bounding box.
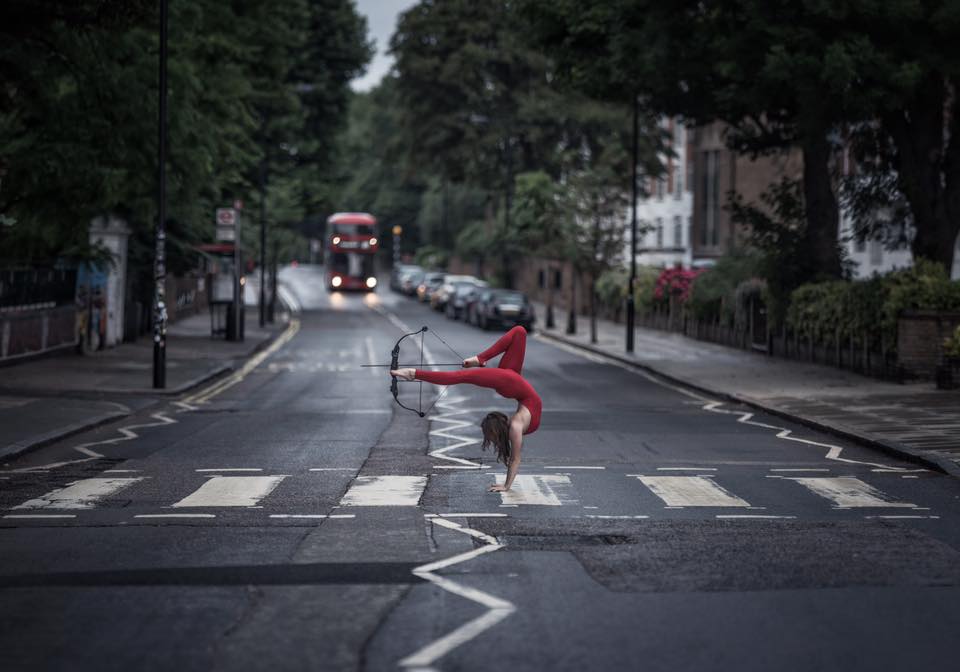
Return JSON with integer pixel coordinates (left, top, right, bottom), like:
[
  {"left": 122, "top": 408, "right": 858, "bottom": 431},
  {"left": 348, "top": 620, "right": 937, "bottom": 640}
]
[
  {"left": 0, "top": 320, "right": 292, "bottom": 464},
  {"left": 535, "top": 329, "right": 957, "bottom": 478}
]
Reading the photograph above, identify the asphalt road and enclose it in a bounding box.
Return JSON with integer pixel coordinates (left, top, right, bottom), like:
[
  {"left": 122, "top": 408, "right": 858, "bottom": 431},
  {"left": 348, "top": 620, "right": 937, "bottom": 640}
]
[{"left": 2, "top": 263, "right": 959, "bottom": 672}]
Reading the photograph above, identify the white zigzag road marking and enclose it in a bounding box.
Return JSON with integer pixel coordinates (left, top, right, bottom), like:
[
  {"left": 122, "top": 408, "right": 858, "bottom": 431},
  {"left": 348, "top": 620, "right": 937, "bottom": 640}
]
[
  {"left": 538, "top": 334, "right": 912, "bottom": 472},
  {"left": 428, "top": 395, "right": 489, "bottom": 469},
  {"left": 10, "top": 413, "right": 177, "bottom": 473},
  {"left": 400, "top": 517, "right": 514, "bottom": 670},
  {"left": 11, "top": 319, "right": 300, "bottom": 473}
]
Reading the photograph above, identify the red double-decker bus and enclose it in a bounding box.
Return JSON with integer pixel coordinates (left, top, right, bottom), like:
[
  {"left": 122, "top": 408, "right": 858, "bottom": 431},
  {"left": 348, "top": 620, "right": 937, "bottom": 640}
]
[{"left": 325, "top": 212, "right": 379, "bottom": 291}]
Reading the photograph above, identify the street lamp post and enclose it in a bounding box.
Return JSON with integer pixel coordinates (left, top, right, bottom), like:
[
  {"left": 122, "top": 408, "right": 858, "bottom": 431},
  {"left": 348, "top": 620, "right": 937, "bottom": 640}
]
[
  {"left": 626, "top": 94, "right": 639, "bottom": 354},
  {"left": 259, "top": 160, "right": 267, "bottom": 328},
  {"left": 152, "top": 0, "right": 169, "bottom": 389}
]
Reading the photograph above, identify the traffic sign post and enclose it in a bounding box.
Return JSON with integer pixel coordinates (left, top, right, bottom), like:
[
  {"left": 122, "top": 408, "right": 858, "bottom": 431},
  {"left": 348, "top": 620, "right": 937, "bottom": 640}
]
[
  {"left": 392, "top": 225, "right": 402, "bottom": 268},
  {"left": 215, "top": 207, "right": 242, "bottom": 342}
]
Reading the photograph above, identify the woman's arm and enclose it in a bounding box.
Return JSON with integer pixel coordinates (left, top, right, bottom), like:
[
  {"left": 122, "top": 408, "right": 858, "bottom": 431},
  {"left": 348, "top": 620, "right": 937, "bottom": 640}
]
[{"left": 489, "top": 419, "right": 523, "bottom": 492}]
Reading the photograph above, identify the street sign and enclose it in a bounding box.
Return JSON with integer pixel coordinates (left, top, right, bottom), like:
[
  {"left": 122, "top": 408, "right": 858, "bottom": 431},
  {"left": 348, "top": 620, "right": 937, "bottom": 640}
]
[{"left": 216, "top": 208, "right": 238, "bottom": 242}]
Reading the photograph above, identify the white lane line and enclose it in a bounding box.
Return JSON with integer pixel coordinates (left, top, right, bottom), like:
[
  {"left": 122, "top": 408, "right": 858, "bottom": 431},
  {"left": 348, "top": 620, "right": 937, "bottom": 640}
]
[
  {"left": 365, "top": 336, "right": 378, "bottom": 377},
  {"left": 633, "top": 475, "right": 751, "bottom": 507},
  {"left": 399, "top": 516, "right": 514, "bottom": 669},
  {"left": 13, "top": 477, "right": 145, "bottom": 510},
  {"left": 195, "top": 468, "right": 263, "bottom": 472},
  {"left": 496, "top": 474, "right": 576, "bottom": 506},
  {"left": 135, "top": 513, "right": 216, "bottom": 519},
  {"left": 309, "top": 468, "right": 356, "bottom": 472},
  {"left": 328, "top": 514, "right": 357, "bottom": 519},
  {"left": 3, "top": 514, "right": 77, "bottom": 519},
  {"left": 433, "top": 465, "right": 488, "bottom": 469},
  {"left": 787, "top": 476, "right": 918, "bottom": 508},
  {"left": 716, "top": 515, "right": 797, "bottom": 519},
  {"left": 656, "top": 467, "right": 717, "bottom": 471},
  {"left": 769, "top": 468, "right": 830, "bottom": 472},
  {"left": 872, "top": 468, "right": 928, "bottom": 473},
  {"left": 425, "top": 513, "right": 509, "bottom": 518},
  {"left": 172, "top": 475, "right": 288, "bottom": 508},
  {"left": 585, "top": 515, "right": 649, "bottom": 519},
  {"left": 103, "top": 469, "right": 140, "bottom": 473},
  {"left": 544, "top": 466, "right": 605, "bottom": 470},
  {"left": 339, "top": 475, "right": 428, "bottom": 506}
]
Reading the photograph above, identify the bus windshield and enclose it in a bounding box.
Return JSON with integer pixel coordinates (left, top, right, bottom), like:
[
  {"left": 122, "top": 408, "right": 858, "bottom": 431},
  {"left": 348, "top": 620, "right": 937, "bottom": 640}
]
[{"left": 331, "top": 223, "right": 375, "bottom": 237}]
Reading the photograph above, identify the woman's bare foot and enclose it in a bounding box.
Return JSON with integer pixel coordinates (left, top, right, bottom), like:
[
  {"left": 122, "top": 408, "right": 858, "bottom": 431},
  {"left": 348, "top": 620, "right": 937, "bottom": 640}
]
[
  {"left": 462, "top": 356, "right": 482, "bottom": 368},
  {"left": 390, "top": 368, "right": 416, "bottom": 381}
]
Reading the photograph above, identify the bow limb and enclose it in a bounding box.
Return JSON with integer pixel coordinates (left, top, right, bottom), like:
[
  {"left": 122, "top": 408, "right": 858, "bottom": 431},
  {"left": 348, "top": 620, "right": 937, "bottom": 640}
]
[{"left": 390, "top": 328, "right": 427, "bottom": 417}]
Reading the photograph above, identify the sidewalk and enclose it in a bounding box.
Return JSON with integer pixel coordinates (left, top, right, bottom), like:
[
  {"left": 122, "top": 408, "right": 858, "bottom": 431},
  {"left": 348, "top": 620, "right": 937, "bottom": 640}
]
[
  {"left": 532, "top": 302, "right": 960, "bottom": 477},
  {"left": 0, "top": 309, "right": 289, "bottom": 462}
]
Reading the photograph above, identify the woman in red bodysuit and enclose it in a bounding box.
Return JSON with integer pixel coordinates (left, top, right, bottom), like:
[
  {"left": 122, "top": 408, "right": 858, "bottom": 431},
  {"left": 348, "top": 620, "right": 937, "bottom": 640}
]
[{"left": 390, "top": 325, "right": 540, "bottom": 492}]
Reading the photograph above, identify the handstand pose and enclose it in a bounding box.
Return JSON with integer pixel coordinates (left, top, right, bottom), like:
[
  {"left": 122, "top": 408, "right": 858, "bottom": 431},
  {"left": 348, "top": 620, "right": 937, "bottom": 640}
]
[{"left": 391, "top": 326, "right": 541, "bottom": 492}]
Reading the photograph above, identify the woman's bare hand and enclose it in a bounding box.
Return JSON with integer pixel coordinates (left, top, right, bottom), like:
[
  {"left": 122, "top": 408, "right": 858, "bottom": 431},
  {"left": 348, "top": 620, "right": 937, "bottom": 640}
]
[
  {"left": 389, "top": 368, "right": 416, "bottom": 381},
  {"left": 462, "top": 356, "right": 482, "bottom": 368},
  {"left": 488, "top": 483, "right": 509, "bottom": 492}
]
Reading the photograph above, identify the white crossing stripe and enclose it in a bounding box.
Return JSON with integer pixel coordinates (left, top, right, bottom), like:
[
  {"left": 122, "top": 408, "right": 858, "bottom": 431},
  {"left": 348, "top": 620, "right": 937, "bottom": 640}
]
[
  {"left": 172, "top": 475, "right": 287, "bottom": 508},
  {"left": 13, "top": 478, "right": 144, "bottom": 510},
  {"left": 633, "top": 475, "right": 751, "bottom": 507},
  {"left": 788, "top": 476, "right": 917, "bottom": 508},
  {"left": 339, "top": 475, "right": 428, "bottom": 506},
  {"left": 497, "top": 474, "right": 576, "bottom": 506}
]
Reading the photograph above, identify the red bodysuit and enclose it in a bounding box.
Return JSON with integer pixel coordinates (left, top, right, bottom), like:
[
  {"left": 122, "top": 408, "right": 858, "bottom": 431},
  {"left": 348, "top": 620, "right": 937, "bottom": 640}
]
[{"left": 415, "top": 326, "right": 542, "bottom": 434}]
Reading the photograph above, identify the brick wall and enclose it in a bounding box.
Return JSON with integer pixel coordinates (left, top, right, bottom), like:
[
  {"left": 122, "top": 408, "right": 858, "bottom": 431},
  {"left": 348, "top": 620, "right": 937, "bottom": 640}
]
[{"left": 897, "top": 311, "right": 960, "bottom": 379}]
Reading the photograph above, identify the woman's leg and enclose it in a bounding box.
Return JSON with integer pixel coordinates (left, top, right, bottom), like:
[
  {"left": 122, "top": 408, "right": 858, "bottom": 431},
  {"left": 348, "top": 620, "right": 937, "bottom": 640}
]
[
  {"left": 415, "top": 367, "right": 504, "bottom": 390},
  {"left": 477, "top": 325, "right": 526, "bottom": 374}
]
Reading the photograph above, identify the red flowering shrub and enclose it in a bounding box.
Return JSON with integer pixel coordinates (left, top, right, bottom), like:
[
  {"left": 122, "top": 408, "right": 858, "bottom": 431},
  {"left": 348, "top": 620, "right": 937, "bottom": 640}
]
[{"left": 653, "top": 267, "right": 704, "bottom": 304}]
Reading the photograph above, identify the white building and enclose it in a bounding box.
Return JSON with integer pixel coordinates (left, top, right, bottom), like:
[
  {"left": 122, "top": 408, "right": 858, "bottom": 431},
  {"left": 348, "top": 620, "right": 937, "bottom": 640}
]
[{"left": 629, "top": 117, "right": 693, "bottom": 269}]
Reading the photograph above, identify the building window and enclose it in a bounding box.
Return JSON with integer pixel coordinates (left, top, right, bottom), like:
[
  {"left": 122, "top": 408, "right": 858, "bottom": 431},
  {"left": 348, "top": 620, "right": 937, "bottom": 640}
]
[
  {"left": 674, "top": 165, "right": 683, "bottom": 198},
  {"left": 656, "top": 177, "right": 665, "bottom": 200},
  {"left": 538, "top": 269, "right": 545, "bottom": 289},
  {"left": 553, "top": 269, "right": 562, "bottom": 290},
  {"left": 673, "top": 216, "right": 683, "bottom": 248},
  {"left": 655, "top": 218, "right": 664, "bottom": 248},
  {"left": 700, "top": 150, "right": 720, "bottom": 247}
]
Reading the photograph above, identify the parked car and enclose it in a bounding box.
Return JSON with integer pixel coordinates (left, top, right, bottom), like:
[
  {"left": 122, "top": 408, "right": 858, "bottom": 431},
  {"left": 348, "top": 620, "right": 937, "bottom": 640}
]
[
  {"left": 400, "top": 268, "right": 424, "bottom": 296},
  {"left": 430, "top": 274, "right": 482, "bottom": 311},
  {"left": 417, "top": 271, "right": 446, "bottom": 303},
  {"left": 472, "top": 289, "right": 535, "bottom": 331},
  {"left": 445, "top": 281, "right": 488, "bottom": 320},
  {"left": 391, "top": 264, "right": 421, "bottom": 292}
]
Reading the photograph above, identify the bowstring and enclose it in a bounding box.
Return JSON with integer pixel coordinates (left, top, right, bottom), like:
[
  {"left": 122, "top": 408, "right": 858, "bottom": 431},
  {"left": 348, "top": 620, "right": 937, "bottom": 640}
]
[
  {"left": 418, "top": 328, "right": 425, "bottom": 414},
  {"left": 421, "top": 327, "right": 464, "bottom": 418}
]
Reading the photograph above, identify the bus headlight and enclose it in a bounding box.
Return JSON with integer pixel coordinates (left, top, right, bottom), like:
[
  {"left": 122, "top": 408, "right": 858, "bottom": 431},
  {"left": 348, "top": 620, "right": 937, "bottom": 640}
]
[
  {"left": 366, "top": 277, "right": 377, "bottom": 288},
  {"left": 369, "top": 237, "right": 377, "bottom": 246},
  {"left": 332, "top": 276, "right": 343, "bottom": 288},
  {"left": 332, "top": 236, "right": 341, "bottom": 245}
]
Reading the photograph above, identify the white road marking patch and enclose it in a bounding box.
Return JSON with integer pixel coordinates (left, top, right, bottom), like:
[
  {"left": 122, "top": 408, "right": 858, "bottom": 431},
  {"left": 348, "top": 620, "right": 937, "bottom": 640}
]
[
  {"left": 339, "top": 475, "right": 428, "bottom": 506},
  {"left": 633, "top": 475, "right": 751, "bottom": 507},
  {"left": 172, "top": 475, "right": 288, "bottom": 508},
  {"left": 13, "top": 477, "right": 144, "bottom": 510},
  {"left": 134, "top": 514, "right": 216, "bottom": 519},
  {"left": 496, "top": 474, "right": 576, "bottom": 506},
  {"left": 3, "top": 514, "right": 77, "bottom": 519},
  {"left": 585, "top": 515, "right": 649, "bottom": 519},
  {"left": 787, "top": 477, "right": 917, "bottom": 508},
  {"left": 195, "top": 468, "right": 263, "bottom": 472},
  {"left": 425, "top": 513, "right": 509, "bottom": 518},
  {"left": 656, "top": 467, "right": 717, "bottom": 471}
]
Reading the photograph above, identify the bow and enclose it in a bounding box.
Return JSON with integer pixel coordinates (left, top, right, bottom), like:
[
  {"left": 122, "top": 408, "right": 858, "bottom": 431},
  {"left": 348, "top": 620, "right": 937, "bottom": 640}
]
[{"left": 388, "top": 326, "right": 465, "bottom": 418}]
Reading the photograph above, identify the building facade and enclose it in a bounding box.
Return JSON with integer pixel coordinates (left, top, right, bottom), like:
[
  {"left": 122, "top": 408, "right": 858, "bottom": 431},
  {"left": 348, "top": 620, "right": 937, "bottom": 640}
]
[{"left": 629, "top": 117, "right": 694, "bottom": 269}]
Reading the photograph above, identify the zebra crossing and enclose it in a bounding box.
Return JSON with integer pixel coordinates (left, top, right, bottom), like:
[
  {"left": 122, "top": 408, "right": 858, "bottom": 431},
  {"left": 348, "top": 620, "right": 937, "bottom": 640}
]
[{"left": 1, "top": 467, "right": 939, "bottom": 523}]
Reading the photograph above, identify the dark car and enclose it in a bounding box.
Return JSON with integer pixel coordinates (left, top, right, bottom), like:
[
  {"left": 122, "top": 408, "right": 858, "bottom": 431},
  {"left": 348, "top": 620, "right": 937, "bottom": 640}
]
[
  {"left": 400, "top": 269, "right": 424, "bottom": 296},
  {"left": 391, "top": 264, "right": 421, "bottom": 292},
  {"left": 445, "top": 282, "right": 484, "bottom": 320},
  {"left": 473, "top": 289, "right": 535, "bottom": 331},
  {"left": 417, "top": 271, "right": 446, "bottom": 303}
]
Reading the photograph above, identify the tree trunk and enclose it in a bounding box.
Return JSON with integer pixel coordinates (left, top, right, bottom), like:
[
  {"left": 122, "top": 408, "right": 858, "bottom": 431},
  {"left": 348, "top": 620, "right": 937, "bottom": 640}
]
[
  {"left": 884, "top": 73, "right": 960, "bottom": 272},
  {"left": 800, "top": 131, "right": 842, "bottom": 279},
  {"left": 566, "top": 268, "right": 577, "bottom": 335}
]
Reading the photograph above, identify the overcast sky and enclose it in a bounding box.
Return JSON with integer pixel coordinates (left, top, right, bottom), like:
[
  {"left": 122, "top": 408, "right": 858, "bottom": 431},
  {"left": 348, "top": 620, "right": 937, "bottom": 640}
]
[{"left": 350, "top": 0, "right": 418, "bottom": 92}]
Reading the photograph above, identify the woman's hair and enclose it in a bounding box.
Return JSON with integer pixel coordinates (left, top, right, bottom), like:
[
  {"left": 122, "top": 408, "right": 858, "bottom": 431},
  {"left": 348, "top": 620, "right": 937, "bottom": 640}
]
[{"left": 480, "top": 411, "right": 512, "bottom": 465}]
